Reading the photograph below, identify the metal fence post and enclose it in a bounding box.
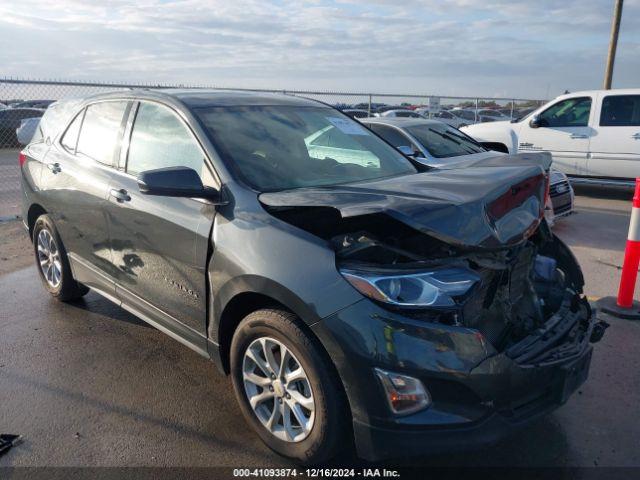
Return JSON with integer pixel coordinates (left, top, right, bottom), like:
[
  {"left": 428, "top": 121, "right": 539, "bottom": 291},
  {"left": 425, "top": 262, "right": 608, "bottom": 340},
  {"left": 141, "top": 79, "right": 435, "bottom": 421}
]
[
  {"left": 510, "top": 99, "right": 515, "bottom": 119},
  {"left": 368, "top": 94, "right": 372, "bottom": 117},
  {"left": 475, "top": 98, "right": 479, "bottom": 122}
]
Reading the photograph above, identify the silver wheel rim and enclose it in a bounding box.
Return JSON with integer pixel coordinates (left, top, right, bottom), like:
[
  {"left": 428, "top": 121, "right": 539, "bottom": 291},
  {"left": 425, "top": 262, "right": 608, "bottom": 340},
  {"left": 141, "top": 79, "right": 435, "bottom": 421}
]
[
  {"left": 242, "top": 337, "right": 315, "bottom": 442},
  {"left": 37, "top": 228, "right": 62, "bottom": 288}
]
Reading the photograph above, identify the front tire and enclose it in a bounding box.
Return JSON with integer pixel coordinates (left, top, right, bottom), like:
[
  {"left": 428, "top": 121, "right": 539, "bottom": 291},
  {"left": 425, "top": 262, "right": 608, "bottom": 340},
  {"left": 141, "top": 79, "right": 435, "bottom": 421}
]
[
  {"left": 33, "top": 214, "right": 89, "bottom": 301},
  {"left": 230, "top": 309, "right": 347, "bottom": 464}
]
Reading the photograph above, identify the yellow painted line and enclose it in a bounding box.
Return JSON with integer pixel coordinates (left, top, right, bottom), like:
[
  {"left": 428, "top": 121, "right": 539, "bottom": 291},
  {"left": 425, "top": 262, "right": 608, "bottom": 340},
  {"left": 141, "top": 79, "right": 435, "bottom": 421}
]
[{"left": 587, "top": 296, "right": 601, "bottom": 302}]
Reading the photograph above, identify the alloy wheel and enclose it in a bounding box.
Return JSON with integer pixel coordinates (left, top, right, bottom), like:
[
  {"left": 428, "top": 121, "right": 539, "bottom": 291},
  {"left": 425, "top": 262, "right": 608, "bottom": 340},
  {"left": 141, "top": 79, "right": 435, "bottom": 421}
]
[
  {"left": 242, "top": 337, "right": 315, "bottom": 442},
  {"left": 37, "top": 228, "right": 62, "bottom": 288}
]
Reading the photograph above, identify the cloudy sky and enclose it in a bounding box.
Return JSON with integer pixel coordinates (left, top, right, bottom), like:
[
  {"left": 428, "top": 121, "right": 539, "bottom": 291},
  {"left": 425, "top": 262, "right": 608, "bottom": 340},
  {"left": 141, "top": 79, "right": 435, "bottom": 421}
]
[{"left": 0, "top": 0, "right": 638, "bottom": 99}]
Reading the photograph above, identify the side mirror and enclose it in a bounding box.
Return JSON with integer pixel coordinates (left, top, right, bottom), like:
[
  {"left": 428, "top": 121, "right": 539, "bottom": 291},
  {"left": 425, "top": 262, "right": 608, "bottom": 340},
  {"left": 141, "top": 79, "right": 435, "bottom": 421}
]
[
  {"left": 529, "top": 115, "right": 542, "bottom": 128},
  {"left": 137, "top": 166, "right": 221, "bottom": 201}
]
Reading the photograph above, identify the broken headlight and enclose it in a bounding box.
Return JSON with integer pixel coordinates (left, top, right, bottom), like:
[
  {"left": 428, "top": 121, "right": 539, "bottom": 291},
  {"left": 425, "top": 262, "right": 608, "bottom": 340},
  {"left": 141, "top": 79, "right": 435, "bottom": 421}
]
[{"left": 340, "top": 266, "right": 480, "bottom": 308}]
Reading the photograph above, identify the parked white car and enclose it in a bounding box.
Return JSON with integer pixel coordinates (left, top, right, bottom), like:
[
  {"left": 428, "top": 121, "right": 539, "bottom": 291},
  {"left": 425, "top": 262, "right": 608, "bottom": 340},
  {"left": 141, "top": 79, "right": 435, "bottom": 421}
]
[
  {"left": 376, "top": 109, "right": 425, "bottom": 119},
  {"left": 414, "top": 106, "right": 443, "bottom": 118},
  {"left": 462, "top": 89, "right": 640, "bottom": 186},
  {"left": 362, "top": 117, "right": 574, "bottom": 223}
]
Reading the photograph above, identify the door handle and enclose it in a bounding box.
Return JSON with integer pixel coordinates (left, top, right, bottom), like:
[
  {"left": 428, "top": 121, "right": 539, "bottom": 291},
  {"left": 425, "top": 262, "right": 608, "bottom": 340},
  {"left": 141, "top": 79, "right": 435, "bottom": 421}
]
[
  {"left": 110, "top": 188, "right": 131, "bottom": 203},
  {"left": 569, "top": 133, "right": 588, "bottom": 139},
  {"left": 632, "top": 133, "right": 640, "bottom": 140},
  {"left": 46, "top": 162, "right": 61, "bottom": 174}
]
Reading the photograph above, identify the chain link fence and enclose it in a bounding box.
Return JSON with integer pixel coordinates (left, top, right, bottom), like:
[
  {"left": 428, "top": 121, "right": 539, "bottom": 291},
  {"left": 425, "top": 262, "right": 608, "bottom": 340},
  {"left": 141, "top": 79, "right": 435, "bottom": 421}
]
[{"left": 0, "top": 77, "right": 545, "bottom": 219}]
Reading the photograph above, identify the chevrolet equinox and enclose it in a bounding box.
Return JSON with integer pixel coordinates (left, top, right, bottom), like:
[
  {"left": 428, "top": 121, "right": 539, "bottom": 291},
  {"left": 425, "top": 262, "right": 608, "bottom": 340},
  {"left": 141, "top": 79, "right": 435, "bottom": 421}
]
[{"left": 20, "top": 90, "right": 607, "bottom": 463}]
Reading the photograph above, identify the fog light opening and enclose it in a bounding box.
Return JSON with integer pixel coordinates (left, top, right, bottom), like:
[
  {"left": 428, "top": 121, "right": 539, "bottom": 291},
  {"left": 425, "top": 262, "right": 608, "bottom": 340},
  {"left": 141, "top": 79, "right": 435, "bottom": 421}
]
[{"left": 375, "top": 368, "right": 431, "bottom": 415}]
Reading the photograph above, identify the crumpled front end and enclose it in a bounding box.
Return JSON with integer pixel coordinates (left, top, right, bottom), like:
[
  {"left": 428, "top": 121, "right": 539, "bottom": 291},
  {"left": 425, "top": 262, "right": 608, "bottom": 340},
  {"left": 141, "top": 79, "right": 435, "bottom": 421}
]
[
  {"left": 261, "top": 159, "right": 606, "bottom": 460},
  {"left": 307, "top": 220, "right": 607, "bottom": 460}
]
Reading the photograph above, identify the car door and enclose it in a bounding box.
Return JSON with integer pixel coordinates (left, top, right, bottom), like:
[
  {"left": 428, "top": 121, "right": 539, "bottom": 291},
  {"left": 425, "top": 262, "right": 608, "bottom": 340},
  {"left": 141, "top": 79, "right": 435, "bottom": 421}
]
[
  {"left": 40, "top": 100, "right": 131, "bottom": 296},
  {"left": 104, "top": 101, "right": 217, "bottom": 343},
  {"left": 516, "top": 96, "right": 593, "bottom": 176},
  {"left": 587, "top": 93, "right": 640, "bottom": 181}
]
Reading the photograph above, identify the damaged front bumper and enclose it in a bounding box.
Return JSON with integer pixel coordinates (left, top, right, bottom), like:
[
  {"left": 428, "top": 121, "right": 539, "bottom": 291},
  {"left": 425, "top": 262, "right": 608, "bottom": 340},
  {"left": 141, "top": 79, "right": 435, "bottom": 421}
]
[
  {"left": 505, "top": 290, "right": 605, "bottom": 367},
  {"left": 312, "top": 291, "right": 607, "bottom": 462}
]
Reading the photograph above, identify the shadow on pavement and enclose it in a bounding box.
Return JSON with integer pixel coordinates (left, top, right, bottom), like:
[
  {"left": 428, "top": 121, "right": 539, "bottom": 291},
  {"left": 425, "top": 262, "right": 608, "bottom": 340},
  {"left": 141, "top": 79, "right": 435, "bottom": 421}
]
[{"left": 573, "top": 185, "right": 634, "bottom": 202}]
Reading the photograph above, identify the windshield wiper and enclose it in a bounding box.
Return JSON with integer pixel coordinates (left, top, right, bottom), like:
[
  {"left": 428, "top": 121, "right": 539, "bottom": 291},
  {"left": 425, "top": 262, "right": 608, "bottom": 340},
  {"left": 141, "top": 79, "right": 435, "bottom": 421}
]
[{"left": 427, "top": 128, "right": 465, "bottom": 146}]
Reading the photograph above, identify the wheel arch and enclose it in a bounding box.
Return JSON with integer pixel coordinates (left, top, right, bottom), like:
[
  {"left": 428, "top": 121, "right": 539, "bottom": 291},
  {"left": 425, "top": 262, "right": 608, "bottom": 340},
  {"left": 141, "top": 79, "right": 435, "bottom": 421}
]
[
  {"left": 216, "top": 290, "right": 290, "bottom": 374},
  {"left": 481, "top": 142, "right": 510, "bottom": 154},
  {"left": 211, "top": 276, "right": 350, "bottom": 404},
  {"left": 465, "top": 124, "right": 519, "bottom": 154},
  {"left": 211, "top": 275, "right": 325, "bottom": 372},
  {"left": 27, "top": 203, "right": 47, "bottom": 238}
]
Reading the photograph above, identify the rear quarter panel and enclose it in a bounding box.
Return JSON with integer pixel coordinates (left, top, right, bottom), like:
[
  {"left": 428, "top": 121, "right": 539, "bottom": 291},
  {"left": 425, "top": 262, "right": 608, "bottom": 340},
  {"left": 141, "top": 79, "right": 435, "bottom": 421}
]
[{"left": 20, "top": 141, "right": 50, "bottom": 226}]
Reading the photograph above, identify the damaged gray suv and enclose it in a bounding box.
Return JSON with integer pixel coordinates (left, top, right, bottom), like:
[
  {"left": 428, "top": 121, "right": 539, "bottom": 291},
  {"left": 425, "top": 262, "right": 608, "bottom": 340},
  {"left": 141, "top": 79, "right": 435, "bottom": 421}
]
[{"left": 21, "top": 90, "right": 607, "bottom": 463}]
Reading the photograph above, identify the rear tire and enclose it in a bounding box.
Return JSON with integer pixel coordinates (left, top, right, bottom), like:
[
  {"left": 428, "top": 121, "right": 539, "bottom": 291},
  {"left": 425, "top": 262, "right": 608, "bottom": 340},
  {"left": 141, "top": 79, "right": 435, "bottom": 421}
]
[
  {"left": 33, "top": 214, "right": 89, "bottom": 302},
  {"left": 230, "top": 308, "right": 347, "bottom": 464}
]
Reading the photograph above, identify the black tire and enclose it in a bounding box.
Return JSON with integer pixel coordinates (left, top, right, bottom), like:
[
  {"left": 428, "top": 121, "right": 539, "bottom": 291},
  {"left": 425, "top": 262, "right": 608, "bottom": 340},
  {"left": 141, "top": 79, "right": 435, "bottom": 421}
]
[
  {"left": 32, "top": 214, "right": 89, "bottom": 301},
  {"left": 230, "top": 309, "right": 347, "bottom": 464}
]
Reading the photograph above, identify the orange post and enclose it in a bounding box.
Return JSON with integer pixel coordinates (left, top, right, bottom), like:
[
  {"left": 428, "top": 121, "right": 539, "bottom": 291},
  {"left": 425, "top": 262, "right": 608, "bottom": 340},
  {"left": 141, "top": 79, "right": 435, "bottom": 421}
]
[{"left": 616, "top": 178, "right": 640, "bottom": 308}]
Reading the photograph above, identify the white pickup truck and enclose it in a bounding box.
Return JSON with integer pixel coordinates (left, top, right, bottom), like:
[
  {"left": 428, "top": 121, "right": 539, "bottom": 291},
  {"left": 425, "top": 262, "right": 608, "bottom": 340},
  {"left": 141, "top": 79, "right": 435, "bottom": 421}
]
[{"left": 462, "top": 89, "right": 640, "bottom": 186}]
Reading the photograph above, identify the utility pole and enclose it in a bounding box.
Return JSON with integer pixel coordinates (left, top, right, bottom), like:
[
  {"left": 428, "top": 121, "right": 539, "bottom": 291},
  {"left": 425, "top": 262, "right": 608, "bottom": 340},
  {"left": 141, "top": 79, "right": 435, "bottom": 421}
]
[{"left": 604, "top": 0, "right": 624, "bottom": 90}]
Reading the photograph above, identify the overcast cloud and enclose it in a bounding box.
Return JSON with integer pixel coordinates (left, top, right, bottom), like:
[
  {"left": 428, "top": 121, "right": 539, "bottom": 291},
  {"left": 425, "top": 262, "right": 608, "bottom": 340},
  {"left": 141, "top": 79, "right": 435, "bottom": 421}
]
[{"left": 0, "top": 0, "right": 638, "bottom": 99}]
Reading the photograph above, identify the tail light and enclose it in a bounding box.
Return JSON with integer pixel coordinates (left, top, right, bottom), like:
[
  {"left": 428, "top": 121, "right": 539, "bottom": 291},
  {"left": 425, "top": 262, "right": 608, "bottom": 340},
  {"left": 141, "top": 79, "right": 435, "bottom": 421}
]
[{"left": 18, "top": 152, "right": 27, "bottom": 168}]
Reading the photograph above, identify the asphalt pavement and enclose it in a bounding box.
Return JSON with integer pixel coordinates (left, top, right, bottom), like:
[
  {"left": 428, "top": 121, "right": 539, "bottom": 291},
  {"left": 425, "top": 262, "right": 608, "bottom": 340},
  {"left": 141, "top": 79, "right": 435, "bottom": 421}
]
[{"left": 0, "top": 148, "right": 21, "bottom": 219}]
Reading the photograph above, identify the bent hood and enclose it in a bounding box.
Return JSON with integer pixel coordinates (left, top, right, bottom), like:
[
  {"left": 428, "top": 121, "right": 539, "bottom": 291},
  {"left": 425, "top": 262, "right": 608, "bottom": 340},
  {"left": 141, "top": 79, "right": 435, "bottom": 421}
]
[
  {"left": 260, "top": 153, "right": 551, "bottom": 249},
  {"left": 424, "top": 151, "right": 551, "bottom": 171}
]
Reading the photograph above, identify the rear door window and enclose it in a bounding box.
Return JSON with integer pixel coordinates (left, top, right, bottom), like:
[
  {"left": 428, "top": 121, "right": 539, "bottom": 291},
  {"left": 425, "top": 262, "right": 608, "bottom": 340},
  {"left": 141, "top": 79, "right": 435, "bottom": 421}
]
[
  {"left": 600, "top": 95, "right": 640, "bottom": 127},
  {"left": 61, "top": 110, "right": 85, "bottom": 153},
  {"left": 76, "top": 101, "right": 129, "bottom": 165}
]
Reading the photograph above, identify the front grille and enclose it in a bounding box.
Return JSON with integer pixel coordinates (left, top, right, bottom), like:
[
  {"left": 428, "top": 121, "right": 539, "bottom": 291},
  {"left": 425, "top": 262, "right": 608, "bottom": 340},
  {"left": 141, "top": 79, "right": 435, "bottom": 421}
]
[
  {"left": 553, "top": 201, "right": 572, "bottom": 216},
  {"left": 550, "top": 180, "right": 571, "bottom": 198}
]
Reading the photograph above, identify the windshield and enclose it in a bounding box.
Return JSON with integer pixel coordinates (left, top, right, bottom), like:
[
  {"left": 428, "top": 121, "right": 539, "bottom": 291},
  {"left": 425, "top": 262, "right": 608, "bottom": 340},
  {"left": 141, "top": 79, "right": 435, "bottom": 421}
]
[
  {"left": 196, "top": 106, "right": 416, "bottom": 191},
  {"left": 512, "top": 108, "right": 538, "bottom": 122},
  {"left": 406, "top": 123, "right": 487, "bottom": 158}
]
